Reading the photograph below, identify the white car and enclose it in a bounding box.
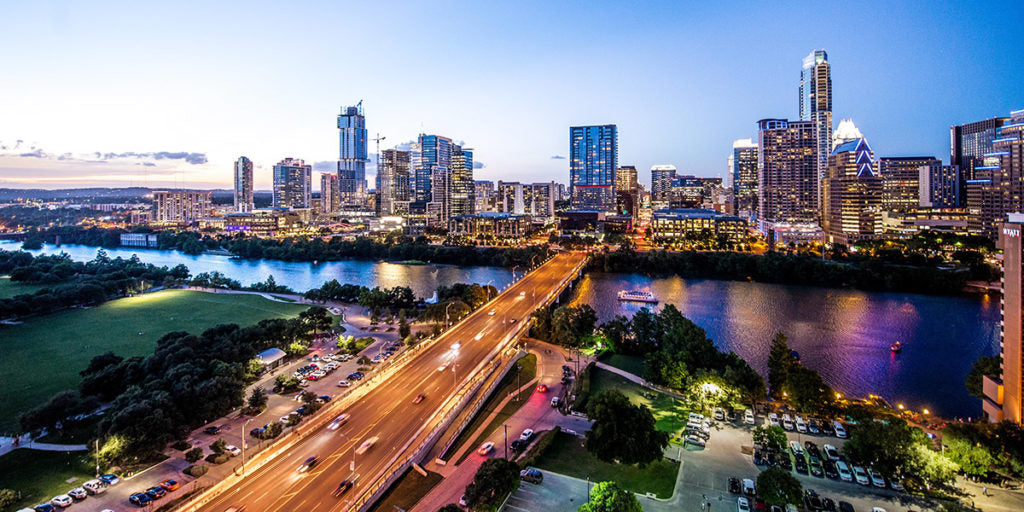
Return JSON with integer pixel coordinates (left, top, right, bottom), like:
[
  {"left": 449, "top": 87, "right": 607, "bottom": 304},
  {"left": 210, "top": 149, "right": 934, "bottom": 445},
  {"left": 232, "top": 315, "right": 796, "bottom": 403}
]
[
  {"left": 823, "top": 444, "right": 840, "bottom": 460},
  {"left": 51, "top": 495, "right": 73, "bottom": 507},
  {"left": 782, "top": 414, "right": 795, "bottom": 431},
  {"left": 83, "top": 479, "right": 106, "bottom": 495},
  {"left": 853, "top": 465, "right": 870, "bottom": 486},
  {"left": 795, "top": 416, "right": 807, "bottom": 433},
  {"left": 67, "top": 487, "right": 87, "bottom": 500},
  {"left": 327, "top": 414, "right": 350, "bottom": 431},
  {"left": 688, "top": 412, "right": 705, "bottom": 422},
  {"left": 833, "top": 421, "right": 847, "bottom": 438},
  {"left": 768, "top": 413, "right": 780, "bottom": 427},
  {"left": 869, "top": 468, "right": 887, "bottom": 488},
  {"left": 737, "top": 496, "right": 751, "bottom": 512},
  {"left": 477, "top": 442, "right": 495, "bottom": 455},
  {"left": 225, "top": 444, "right": 241, "bottom": 456},
  {"left": 337, "top": 380, "right": 351, "bottom": 387},
  {"left": 520, "top": 429, "right": 534, "bottom": 441},
  {"left": 836, "top": 460, "right": 853, "bottom": 482},
  {"left": 741, "top": 478, "right": 755, "bottom": 496},
  {"left": 488, "top": 309, "right": 496, "bottom": 316},
  {"left": 789, "top": 440, "right": 804, "bottom": 456},
  {"left": 356, "top": 436, "right": 379, "bottom": 455},
  {"left": 744, "top": 410, "right": 755, "bottom": 425},
  {"left": 684, "top": 435, "right": 706, "bottom": 447},
  {"left": 890, "top": 478, "right": 905, "bottom": 491}
]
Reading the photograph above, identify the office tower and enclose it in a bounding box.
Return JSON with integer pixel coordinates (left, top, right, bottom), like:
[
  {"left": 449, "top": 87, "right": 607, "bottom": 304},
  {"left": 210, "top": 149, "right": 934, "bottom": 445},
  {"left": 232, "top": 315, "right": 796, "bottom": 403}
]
[
  {"left": 615, "top": 165, "right": 639, "bottom": 218},
  {"left": 668, "top": 175, "right": 703, "bottom": 208},
  {"left": 378, "top": 149, "right": 411, "bottom": 216},
  {"left": 832, "top": 119, "right": 863, "bottom": 150},
  {"left": 337, "top": 103, "right": 369, "bottom": 207},
  {"left": 272, "top": 158, "right": 312, "bottom": 209},
  {"left": 474, "top": 180, "right": 495, "bottom": 212},
  {"left": 757, "top": 119, "right": 819, "bottom": 229},
  {"left": 879, "top": 157, "right": 940, "bottom": 211},
  {"left": 320, "top": 173, "right": 339, "bottom": 214},
  {"left": 569, "top": 125, "right": 618, "bottom": 211},
  {"left": 968, "top": 110, "right": 1024, "bottom": 239},
  {"left": 412, "top": 134, "right": 453, "bottom": 215},
  {"left": 729, "top": 139, "right": 758, "bottom": 219},
  {"left": 531, "top": 182, "right": 557, "bottom": 220},
  {"left": 800, "top": 49, "right": 833, "bottom": 200},
  {"left": 918, "top": 162, "right": 960, "bottom": 208},
  {"left": 234, "top": 156, "right": 254, "bottom": 213},
  {"left": 450, "top": 146, "right": 474, "bottom": 218},
  {"left": 983, "top": 212, "right": 1024, "bottom": 423},
  {"left": 153, "top": 190, "right": 212, "bottom": 223},
  {"left": 952, "top": 115, "right": 1010, "bottom": 202},
  {"left": 650, "top": 165, "right": 677, "bottom": 205},
  {"left": 822, "top": 137, "right": 882, "bottom": 244},
  {"left": 497, "top": 181, "right": 525, "bottom": 214},
  {"left": 616, "top": 165, "right": 638, "bottom": 195}
]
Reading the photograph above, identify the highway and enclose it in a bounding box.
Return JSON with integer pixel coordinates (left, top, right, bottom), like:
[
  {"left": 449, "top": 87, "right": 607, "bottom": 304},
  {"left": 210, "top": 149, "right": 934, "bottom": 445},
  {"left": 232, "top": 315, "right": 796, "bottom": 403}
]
[{"left": 195, "top": 251, "right": 586, "bottom": 512}]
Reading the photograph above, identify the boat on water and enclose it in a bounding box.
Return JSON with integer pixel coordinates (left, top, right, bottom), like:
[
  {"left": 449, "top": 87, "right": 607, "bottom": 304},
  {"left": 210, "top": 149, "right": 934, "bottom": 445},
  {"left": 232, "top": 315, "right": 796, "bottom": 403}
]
[
  {"left": 891, "top": 341, "right": 902, "bottom": 353},
  {"left": 617, "top": 290, "right": 658, "bottom": 303}
]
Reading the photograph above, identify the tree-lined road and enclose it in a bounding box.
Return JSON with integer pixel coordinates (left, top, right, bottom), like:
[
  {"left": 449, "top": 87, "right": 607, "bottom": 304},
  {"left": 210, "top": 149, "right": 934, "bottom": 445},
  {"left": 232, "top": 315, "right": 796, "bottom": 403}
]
[{"left": 195, "top": 251, "right": 586, "bottom": 512}]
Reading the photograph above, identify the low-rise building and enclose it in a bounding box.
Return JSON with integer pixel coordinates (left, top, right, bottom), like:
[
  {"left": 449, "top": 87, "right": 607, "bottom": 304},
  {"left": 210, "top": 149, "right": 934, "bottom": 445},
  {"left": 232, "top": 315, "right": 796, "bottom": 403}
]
[
  {"left": 120, "top": 233, "right": 159, "bottom": 248},
  {"left": 449, "top": 212, "right": 532, "bottom": 238},
  {"left": 650, "top": 208, "right": 748, "bottom": 243}
]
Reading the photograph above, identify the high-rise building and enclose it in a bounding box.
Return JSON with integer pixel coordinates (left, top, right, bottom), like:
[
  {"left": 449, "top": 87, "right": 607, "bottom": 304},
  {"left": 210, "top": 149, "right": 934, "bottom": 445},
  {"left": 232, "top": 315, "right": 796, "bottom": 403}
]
[
  {"left": 272, "top": 158, "right": 312, "bottom": 209},
  {"left": 337, "top": 103, "right": 369, "bottom": 207},
  {"left": 233, "top": 156, "right": 254, "bottom": 213},
  {"left": 968, "top": 110, "right": 1024, "bottom": 239},
  {"left": 983, "top": 212, "right": 1024, "bottom": 423},
  {"left": 378, "top": 149, "right": 411, "bottom": 216},
  {"left": 669, "top": 175, "right": 703, "bottom": 208},
  {"left": 822, "top": 137, "right": 882, "bottom": 244},
  {"left": 320, "top": 173, "right": 339, "bottom": 214},
  {"left": 800, "top": 49, "right": 833, "bottom": 201},
  {"left": 729, "top": 139, "right": 758, "bottom": 219},
  {"left": 616, "top": 165, "right": 638, "bottom": 195},
  {"left": 569, "top": 125, "right": 618, "bottom": 211},
  {"left": 879, "top": 157, "right": 940, "bottom": 212},
  {"left": 615, "top": 165, "right": 639, "bottom": 218},
  {"left": 952, "top": 116, "right": 1010, "bottom": 202},
  {"left": 474, "top": 180, "right": 495, "bottom": 212},
  {"left": 412, "top": 134, "right": 453, "bottom": 214},
  {"left": 531, "top": 182, "right": 557, "bottom": 220},
  {"left": 497, "top": 181, "right": 525, "bottom": 214},
  {"left": 651, "top": 165, "right": 677, "bottom": 206},
  {"left": 450, "top": 146, "right": 475, "bottom": 219},
  {"left": 757, "top": 119, "right": 819, "bottom": 230},
  {"left": 153, "top": 190, "right": 212, "bottom": 223},
  {"left": 918, "top": 161, "right": 961, "bottom": 208}
]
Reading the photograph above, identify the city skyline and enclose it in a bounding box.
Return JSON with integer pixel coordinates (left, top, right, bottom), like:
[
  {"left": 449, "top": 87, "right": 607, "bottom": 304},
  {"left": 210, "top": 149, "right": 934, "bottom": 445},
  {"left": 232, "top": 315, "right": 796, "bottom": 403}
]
[{"left": 0, "top": 1, "right": 1022, "bottom": 190}]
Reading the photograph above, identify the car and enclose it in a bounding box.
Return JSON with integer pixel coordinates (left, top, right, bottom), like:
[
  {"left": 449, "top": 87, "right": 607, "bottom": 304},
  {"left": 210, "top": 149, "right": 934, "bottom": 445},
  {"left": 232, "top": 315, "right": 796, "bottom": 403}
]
[
  {"left": 519, "top": 291, "right": 526, "bottom": 296},
  {"left": 535, "top": 384, "right": 547, "bottom": 393},
  {"left": 745, "top": 410, "right": 755, "bottom": 425},
  {"left": 871, "top": 509, "right": 887, "bottom": 512},
  {"left": 250, "top": 427, "right": 265, "bottom": 438},
  {"left": 129, "top": 492, "right": 152, "bottom": 506},
  {"left": 305, "top": 373, "right": 320, "bottom": 381},
  {"left": 685, "top": 435, "right": 706, "bottom": 447},
  {"left": 789, "top": 440, "right": 805, "bottom": 456},
  {"left": 796, "top": 416, "right": 807, "bottom": 433},
  {"left": 520, "top": 467, "right": 543, "bottom": 484},
  {"left": 804, "top": 442, "right": 821, "bottom": 460},
  {"left": 728, "top": 477, "right": 741, "bottom": 494},
  {"left": 868, "top": 468, "right": 886, "bottom": 488},
  {"left": 145, "top": 486, "right": 167, "bottom": 499},
  {"left": 550, "top": 397, "right": 561, "bottom": 407},
  {"left": 280, "top": 414, "right": 293, "bottom": 423},
  {"left": 835, "top": 460, "right": 853, "bottom": 482},
  {"left": 838, "top": 502, "right": 855, "bottom": 512},
  {"left": 794, "top": 455, "right": 809, "bottom": 474},
  {"left": 809, "top": 458, "right": 824, "bottom": 477},
  {"left": 99, "top": 474, "right": 119, "bottom": 485},
  {"left": 327, "top": 413, "right": 350, "bottom": 430},
  {"left": 852, "top": 465, "right": 870, "bottom": 486},
  {"left": 890, "top": 478, "right": 905, "bottom": 491},
  {"left": 520, "top": 428, "right": 534, "bottom": 441},
  {"left": 803, "top": 490, "right": 823, "bottom": 511},
  {"left": 741, "top": 478, "right": 755, "bottom": 496},
  {"left": 67, "top": 487, "right": 87, "bottom": 500},
  {"left": 160, "top": 479, "right": 180, "bottom": 491},
  {"left": 478, "top": 442, "right": 495, "bottom": 455},
  {"left": 714, "top": 407, "right": 725, "bottom": 421},
  {"left": 808, "top": 418, "right": 821, "bottom": 434},
  {"left": 311, "top": 354, "right": 320, "bottom": 362},
  {"left": 347, "top": 372, "right": 363, "bottom": 381},
  {"left": 317, "top": 394, "right": 332, "bottom": 403},
  {"left": 337, "top": 380, "right": 351, "bottom": 387},
  {"left": 820, "top": 421, "right": 835, "bottom": 436},
  {"left": 776, "top": 453, "right": 793, "bottom": 471},
  {"left": 823, "top": 444, "right": 840, "bottom": 460},
  {"left": 32, "top": 505, "right": 56, "bottom": 512},
  {"left": 833, "top": 421, "right": 847, "bottom": 438},
  {"left": 297, "top": 455, "right": 319, "bottom": 472},
  {"left": 356, "top": 436, "right": 379, "bottom": 455},
  {"left": 782, "top": 414, "right": 795, "bottom": 430},
  {"left": 737, "top": 496, "right": 751, "bottom": 512},
  {"left": 223, "top": 443, "right": 242, "bottom": 456},
  {"left": 510, "top": 439, "right": 526, "bottom": 452},
  {"left": 822, "top": 459, "right": 839, "bottom": 479},
  {"left": 83, "top": 480, "right": 106, "bottom": 495},
  {"left": 332, "top": 479, "right": 354, "bottom": 497},
  {"left": 753, "top": 450, "right": 766, "bottom": 465},
  {"left": 488, "top": 309, "right": 496, "bottom": 315},
  {"left": 413, "top": 393, "right": 426, "bottom": 404},
  {"left": 821, "top": 497, "right": 837, "bottom": 512},
  {"left": 203, "top": 426, "right": 221, "bottom": 435},
  {"left": 768, "top": 413, "right": 780, "bottom": 427}
]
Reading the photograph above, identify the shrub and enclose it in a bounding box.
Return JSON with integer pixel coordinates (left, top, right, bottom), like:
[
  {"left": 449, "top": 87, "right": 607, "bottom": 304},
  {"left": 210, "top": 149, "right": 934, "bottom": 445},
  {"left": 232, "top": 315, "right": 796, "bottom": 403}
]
[
  {"left": 184, "top": 447, "right": 204, "bottom": 463},
  {"left": 171, "top": 440, "right": 192, "bottom": 452},
  {"left": 205, "top": 453, "right": 231, "bottom": 465},
  {"left": 184, "top": 464, "right": 208, "bottom": 477}
]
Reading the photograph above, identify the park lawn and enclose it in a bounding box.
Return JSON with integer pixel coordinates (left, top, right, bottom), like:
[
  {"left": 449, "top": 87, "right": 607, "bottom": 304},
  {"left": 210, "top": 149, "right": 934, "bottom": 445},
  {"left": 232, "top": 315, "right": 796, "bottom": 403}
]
[
  {"left": 532, "top": 432, "right": 678, "bottom": 498},
  {"left": 590, "top": 368, "right": 690, "bottom": 442},
  {"left": 0, "top": 449, "right": 95, "bottom": 510},
  {"left": 0, "top": 289, "right": 323, "bottom": 431},
  {"left": 0, "top": 275, "right": 49, "bottom": 299},
  {"left": 368, "top": 467, "right": 444, "bottom": 512},
  {"left": 600, "top": 353, "right": 646, "bottom": 377}
]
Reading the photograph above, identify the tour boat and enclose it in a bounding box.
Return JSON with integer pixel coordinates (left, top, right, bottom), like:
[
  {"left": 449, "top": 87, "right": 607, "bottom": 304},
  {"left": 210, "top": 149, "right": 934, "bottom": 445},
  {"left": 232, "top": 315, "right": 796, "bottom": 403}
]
[
  {"left": 891, "top": 341, "right": 902, "bottom": 353},
  {"left": 617, "top": 290, "right": 658, "bottom": 303}
]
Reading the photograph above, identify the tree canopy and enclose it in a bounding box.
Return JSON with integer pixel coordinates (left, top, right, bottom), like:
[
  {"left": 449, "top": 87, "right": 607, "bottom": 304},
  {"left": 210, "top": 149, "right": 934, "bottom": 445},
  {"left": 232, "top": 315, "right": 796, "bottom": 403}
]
[
  {"left": 585, "top": 389, "right": 669, "bottom": 466},
  {"left": 578, "top": 481, "right": 642, "bottom": 512},
  {"left": 464, "top": 458, "right": 520, "bottom": 511}
]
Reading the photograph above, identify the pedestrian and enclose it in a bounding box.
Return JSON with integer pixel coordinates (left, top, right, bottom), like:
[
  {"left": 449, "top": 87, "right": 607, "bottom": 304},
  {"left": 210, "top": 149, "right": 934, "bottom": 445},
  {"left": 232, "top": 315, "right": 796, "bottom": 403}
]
[{"left": 982, "top": 486, "right": 987, "bottom": 496}]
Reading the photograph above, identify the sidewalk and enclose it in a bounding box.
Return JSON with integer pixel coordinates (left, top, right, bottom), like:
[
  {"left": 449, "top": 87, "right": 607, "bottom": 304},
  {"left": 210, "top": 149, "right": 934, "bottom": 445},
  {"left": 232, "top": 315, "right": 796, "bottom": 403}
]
[{"left": 0, "top": 434, "right": 87, "bottom": 457}]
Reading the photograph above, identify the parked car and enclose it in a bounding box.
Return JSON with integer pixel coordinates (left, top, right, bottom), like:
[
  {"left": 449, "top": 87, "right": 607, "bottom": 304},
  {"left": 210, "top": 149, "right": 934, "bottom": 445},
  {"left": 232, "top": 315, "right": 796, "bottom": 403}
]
[
  {"left": 714, "top": 407, "right": 725, "bottom": 421},
  {"left": 768, "top": 413, "right": 780, "bottom": 427},
  {"left": 838, "top": 502, "right": 855, "bottom": 512},
  {"left": 789, "top": 441, "right": 805, "bottom": 456},
  {"left": 803, "top": 489, "right": 823, "bottom": 511},
  {"left": 742, "top": 478, "right": 756, "bottom": 496},
  {"left": 347, "top": 372, "right": 364, "bottom": 381},
  {"left": 852, "top": 465, "right": 870, "bottom": 486},
  {"left": 203, "top": 426, "right": 221, "bottom": 435},
  {"left": 510, "top": 439, "right": 526, "bottom": 452},
  {"left": 808, "top": 418, "right": 821, "bottom": 434},
  {"left": 835, "top": 460, "right": 853, "bottom": 482},
  {"left": 833, "top": 421, "right": 847, "bottom": 438},
  {"left": 83, "top": 479, "right": 106, "bottom": 495},
  {"left": 868, "top": 468, "right": 886, "bottom": 488},
  {"left": 160, "top": 479, "right": 179, "bottom": 491},
  {"left": 337, "top": 380, "right": 351, "bottom": 388},
  {"left": 99, "top": 474, "right": 119, "bottom": 485},
  {"left": 32, "top": 505, "right": 56, "bottom": 512},
  {"left": 745, "top": 410, "right": 755, "bottom": 425},
  {"left": 823, "top": 444, "right": 840, "bottom": 460},
  {"left": 794, "top": 457, "right": 809, "bottom": 474},
  {"left": 822, "top": 459, "right": 839, "bottom": 480},
  {"left": 145, "top": 486, "right": 167, "bottom": 499},
  {"left": 809, "top": 458, "right": 824, "bottom": 478},
  {"left": 737, "top": 497, "right": 751, "bottom": 512},
  {"left": 821, "top": 497, "right": 837, "bottom": 512},
  {"left": 753, "top": 450, "right": 766, "bottom": 465},
  {"left": 550, "top": 397, "right": 561, "bottom": 407},
  {"left": 820, "top": 421, "right": 835, "bottom": 437},
  {"left": 129, "top": 492, "right": 152, "bottom": 506},
  {"left": 684, "top": 435, "right": 706, "bottom": 447},
  {"left": 890, "top": 478, "right": 905, "bottom": 491},
  {"left": 225, "top": 445, "right": 241, "bottom": 456},
  {"left": 520, "top": 467, "right": 543, "bottom": 484},
  {"left": 520, "top": 429, "right": 534, "bottom": 441},
  {"left": 67, "top": 487, "right": 87, "bottom": 500},
  {"left": 795, "top": 416, "right": 807, "bottom": 433},
  {"left": 728, "top": 477, "right": 741, "bottom": 494}
]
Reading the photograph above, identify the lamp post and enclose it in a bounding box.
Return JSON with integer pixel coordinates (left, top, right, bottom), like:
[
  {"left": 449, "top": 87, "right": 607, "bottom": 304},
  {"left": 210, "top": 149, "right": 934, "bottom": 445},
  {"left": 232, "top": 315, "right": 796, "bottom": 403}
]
[
  {"left": 241, "top": 418, "right": 253, "bottom": 477},
  {"left": 339, "top": 432, "right": 356, "bottom": 472},
  {"left": 445, "top": 302, "right": 454, "bottom": 329}
]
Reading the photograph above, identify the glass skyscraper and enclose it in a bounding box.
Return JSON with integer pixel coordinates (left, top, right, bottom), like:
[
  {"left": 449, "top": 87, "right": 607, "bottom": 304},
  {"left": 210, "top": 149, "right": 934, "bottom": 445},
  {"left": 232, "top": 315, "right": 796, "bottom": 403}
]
[
  {"left": 799, "top": 49, "right": 833, "bottom": 208},
  {"left": 729, "top": 139, "right": 758, "bottom": 219},
  {"left": 234, "top": 156, "right": 253, "bottom": 213},
  {"left": 272, "top": 158, "right": 312, "bottom": 209},
  {"left": 337, "top": 103, "right": 368, "bottom": 207},
  {"left": 569, "top": 124, "right": 617, "bottom": 211}
]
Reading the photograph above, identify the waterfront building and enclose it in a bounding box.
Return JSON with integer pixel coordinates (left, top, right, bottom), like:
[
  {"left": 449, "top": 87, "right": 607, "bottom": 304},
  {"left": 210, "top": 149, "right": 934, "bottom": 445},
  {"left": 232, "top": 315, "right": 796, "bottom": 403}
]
[
  {"left": 272, "top": 158, "right": 312, "bottom": 209},
  {"left": 569, "top": 124, "right": 618, "bottom": 211},
  {"left": 822, "top": 137, "right": 882, "bottom": 245},
  {"left": 120, "top": 233, "right": 158, "bottom": 248},
  {"left": 650, "top": 165, "right": 676, "bottom": 207},
  {"left": 337, "top": 104, "right": 369, "bottom": 207},
  {"left": 320, "top": 173, "right": 339, "bottom": 215},
  {"left": 650, "top": 208, "right": 748, "bottom": 244},
  {"left": 530, "top": 182, "right": 557, "bottom": 221},
  {"left": 449, "top": 212, "right": 533, "bottom": 239},
  {"left": 966, "top": 110, "right": 1024, "bottom": 239},
  {"left": 878, "top": 157, "right": 940, "bottom": 211},
  {"left": 378, "top": 149, "right": 411, "bottom": 216},
  {"left": 800, "top": 49, "right": 833, "bottom": 199},
  {"left": 411, "top": 134, "right": 471, "bottom": 225},
  {"left": 234, "top": 156, "right": 254, "bottom": 213},
  {"left": 983, "top": 212, "right": 1024, "bottom": 423},
  {"left": 757, "top": 118, "right": 819, "bottom": 232},
  {"left": 729, "top": 139, "right": 758, "bottom": 220},
  {"left": 879, "top": 208, "right": 971, "bottom": 236},
  {"left": 153, "top": 190, "right": 212, "bottom": 223},
  {"left": 952, "top": 115, "right": 1010, "bottom": 203}
]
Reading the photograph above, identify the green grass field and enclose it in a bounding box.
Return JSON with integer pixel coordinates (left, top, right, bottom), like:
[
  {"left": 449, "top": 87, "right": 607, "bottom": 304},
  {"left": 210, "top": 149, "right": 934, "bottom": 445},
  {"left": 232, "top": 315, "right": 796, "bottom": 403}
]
[
  {"left": 0, "top": 449, "right": 95, "bottom": 509},
  {"left": 599, "top": 353, "right": 647, "bottom": 377},
  {"left": 532, "top": 431, "right": 679, "bottom": 498},
  {"left": 590, "top": 368, "right": 690, "bottom": 442},
  {"left": 368, "top": 467, "right": 444, "bottom": 512},
  {"left": 0, "top": 275, "right": 49, "bottom": 299},
  {"left": 0, "top": 290, "right": 319, "bottom": 432}
]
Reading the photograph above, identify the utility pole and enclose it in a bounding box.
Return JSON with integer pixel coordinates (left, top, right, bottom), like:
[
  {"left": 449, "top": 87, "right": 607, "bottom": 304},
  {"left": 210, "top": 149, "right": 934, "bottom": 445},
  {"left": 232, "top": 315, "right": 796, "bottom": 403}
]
[
  {"left": 504, "top": 424, "right": 508, "bottom": 459},
  {"left": 94, "top": 439, "right": 100, "bottom": 478}
]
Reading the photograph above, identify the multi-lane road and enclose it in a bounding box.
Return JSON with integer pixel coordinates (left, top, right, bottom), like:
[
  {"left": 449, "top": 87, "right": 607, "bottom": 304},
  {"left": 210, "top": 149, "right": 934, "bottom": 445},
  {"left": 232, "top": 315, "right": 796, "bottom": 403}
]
[{"left": 195, "top": 251, "right": 586, "bottom": 512}]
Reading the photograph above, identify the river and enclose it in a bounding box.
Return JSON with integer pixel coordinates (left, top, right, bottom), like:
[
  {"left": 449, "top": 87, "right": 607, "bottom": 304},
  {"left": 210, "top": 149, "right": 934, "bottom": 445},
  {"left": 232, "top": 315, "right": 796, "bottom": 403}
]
[{"left": 1, "top": 241, "right": 998, "bottom": 418}]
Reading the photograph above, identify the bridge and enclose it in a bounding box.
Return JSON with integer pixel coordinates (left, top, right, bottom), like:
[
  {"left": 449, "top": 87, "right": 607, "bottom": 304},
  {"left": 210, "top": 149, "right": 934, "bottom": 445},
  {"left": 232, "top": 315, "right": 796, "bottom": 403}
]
[{"left": 185, "top": 251, "right": 589, "bottom": 512}]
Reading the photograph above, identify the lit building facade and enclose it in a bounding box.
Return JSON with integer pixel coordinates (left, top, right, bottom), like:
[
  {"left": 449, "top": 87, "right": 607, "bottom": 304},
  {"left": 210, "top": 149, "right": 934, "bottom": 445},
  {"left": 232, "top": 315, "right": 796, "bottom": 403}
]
[
  {"left": 952, "top": 115, "right": 1009, "bottom": 203},
  {"left": 474, "top": 180, "right": 496, "bottom": 212},
  {"left": 449, "top": 146, "right": 475, "bottom": 219},
  {"left": 823, "top": 138, "right": 882, "bottom": 245},
  {"left": 919, "top": 161, "right": 961, "bottom": 208},
  {"left": 757, "top": 119, "right": 819, "bottom": 231},
  {"left": 378, "top": 149, "right": 411, "bottom": 216},
  {"left": 272, "top": 158, "right": 312, "bottom": 209},
  {"left": 878, "top": 156, "right": 940, "bottom": 211},
  {"left": 234, "top": 156, "right": 254, "bottom": 213},
  {"left": 320, "top": 173, "right": 339, "bottom": 214},
  {"left": 729, "top": 139, "right": 758, "bottom": 220},
  {"left": 967, "top": 110, "right": 1024, "bottom": 239},
  {"left": 650, "top": 165, "right": 676, "bottom": 206},
  {"left": 650, "top": 208, "right": 748, "bottom": 243},
  {"left": 983, "top": 212, "right": 1024, "bottom": 423},
  {"left": 569, "top": 124, "right": 617, "bottom": 211},
  {"left": 337, "top": 104, "right": 368, "bottom": 207},
  {"left": 449, "top": 212, "right": 533, "bottom": 238},
  {"left": 800, "top": 49, "right": 833, "bottom": 198},
  {"left": 153, "top": 190, "right": 212, "bottom": 223}
]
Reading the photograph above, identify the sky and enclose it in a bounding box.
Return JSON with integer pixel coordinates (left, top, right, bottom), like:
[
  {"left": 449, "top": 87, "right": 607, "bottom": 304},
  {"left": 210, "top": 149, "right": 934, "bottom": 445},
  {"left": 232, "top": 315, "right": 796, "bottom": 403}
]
[{"left": 1, "top": 0, "right": 1022, "bottom": 191}]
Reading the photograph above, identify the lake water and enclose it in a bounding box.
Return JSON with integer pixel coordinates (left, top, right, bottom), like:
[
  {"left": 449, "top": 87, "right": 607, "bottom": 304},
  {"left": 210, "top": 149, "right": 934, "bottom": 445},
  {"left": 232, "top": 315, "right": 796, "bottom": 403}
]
[{"left": 571, "top": 273, "right": 1000, "bottom": 419}]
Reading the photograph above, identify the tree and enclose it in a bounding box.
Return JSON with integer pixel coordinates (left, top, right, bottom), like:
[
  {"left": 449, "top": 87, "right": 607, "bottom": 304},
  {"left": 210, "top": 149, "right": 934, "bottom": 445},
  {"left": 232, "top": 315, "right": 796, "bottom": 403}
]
[
  {"left": 210, "top": 439, "right": 227, "bottom": 455},
  {"left": 785, "top": 365, "right": 833, "bottom": 413},
  {"left": 0, "top": 488, "right": 19, "bottom": 511},
  {"left": 942, "top": 437, "right": 993, "bottom": 478},
  {"left": 464, "top": 458, "right": 520, "bottom": 511},
  {"left": 551, "top": 304, "right": 598, "bottom": 348},
  {"left": 437, "top": 506, "right": 463, "bottom": 512},
  {"left": 756, "top": 467, "right": 802, "bottom": 506},
  {"left": 753, "top": 425, "right": 788, "bottom": 452},
  {"left": 842, "top": 417, "right": 922, "bottom": 479},
  {"left": 585, "top": 390, "right": 669, "bottom": 466},
  {"left": 767, "top": 332, "right": 794, "bottom": 399},
  {"left": 247, "top": 387, "right": 268, "bottom": 412},
  {"left": 966, "top": 355, "right": 1002, "bottom": 399},
  {"left": 578, "top": 481, "right": 641, "bottom": 512},
  {"left": 398, "top": 310, "right": 411, "bottom": 338},
  {"left": 908, "top": 444, "right": 959, "bottom": 490},
  {"left": 185, "top": 447, "right": 204, "bottom": 463}
]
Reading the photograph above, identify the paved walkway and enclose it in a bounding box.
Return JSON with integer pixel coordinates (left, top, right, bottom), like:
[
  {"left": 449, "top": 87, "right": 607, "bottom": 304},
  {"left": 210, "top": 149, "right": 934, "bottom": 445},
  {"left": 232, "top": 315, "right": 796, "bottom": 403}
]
[
  {"left": 442, "top": 377, "right": 540, "bottom": 468},
  {"left": 0, "top": 434, "right": 87, "bottom": 457}
]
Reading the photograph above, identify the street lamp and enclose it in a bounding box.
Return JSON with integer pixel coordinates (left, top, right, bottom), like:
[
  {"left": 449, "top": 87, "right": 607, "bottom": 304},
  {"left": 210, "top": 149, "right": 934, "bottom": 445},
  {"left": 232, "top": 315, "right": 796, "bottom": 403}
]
[
  {"left": 338, "top": 432, "right": 356, "bottom": 472},
  {"left": 444, "top": 302, "right": 454, "bottom": 329},
  {"left": 241, "top": 418, "right": 253, "bottom": 477}
]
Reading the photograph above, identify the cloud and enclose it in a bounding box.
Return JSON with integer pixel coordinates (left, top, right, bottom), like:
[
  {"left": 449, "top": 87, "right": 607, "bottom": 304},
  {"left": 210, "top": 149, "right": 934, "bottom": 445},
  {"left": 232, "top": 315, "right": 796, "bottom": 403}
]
[
  {"left": 0, "top": 143, "right": 208, "bottom": 166},
  {"left": 19, "top": 149, "right": 48, "bottom": 158},
  {"left": 91, "top": 151, "right": 208, "bottom": 165},
  {"left": 473, "top": 161, "right": 485, "bottom": 169},
  {"left": 550, "top": 155, "right": 566, "bottom": 160},
  {"left": 312, "top": 160, "right": 336, "bottom": 172}
]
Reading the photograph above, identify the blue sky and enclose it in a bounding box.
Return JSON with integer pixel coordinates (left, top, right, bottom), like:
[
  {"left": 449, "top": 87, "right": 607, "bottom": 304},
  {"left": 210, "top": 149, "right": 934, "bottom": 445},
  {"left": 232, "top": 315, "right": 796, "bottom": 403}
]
[{"left": 0, "top": 1, "right": 1021, "bottom": 190}]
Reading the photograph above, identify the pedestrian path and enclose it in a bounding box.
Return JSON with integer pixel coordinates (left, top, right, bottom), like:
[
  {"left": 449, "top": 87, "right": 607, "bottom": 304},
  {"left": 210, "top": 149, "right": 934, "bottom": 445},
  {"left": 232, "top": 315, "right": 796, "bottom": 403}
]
[
  {"left": 442, "top": 377, "right": 539, "bottom": 467},
  {"left": 0, "top": 434, "right": 87, "bottom": 457}
]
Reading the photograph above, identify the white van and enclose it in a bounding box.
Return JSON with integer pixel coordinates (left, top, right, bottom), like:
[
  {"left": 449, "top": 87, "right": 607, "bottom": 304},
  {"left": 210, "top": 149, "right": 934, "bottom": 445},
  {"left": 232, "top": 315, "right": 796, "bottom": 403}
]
[
  {"left": 835, "top": 460, "right": 853, "bottom": 482},
  {"left": 833, "top": 421, "right": 847, "bottom": 438}
]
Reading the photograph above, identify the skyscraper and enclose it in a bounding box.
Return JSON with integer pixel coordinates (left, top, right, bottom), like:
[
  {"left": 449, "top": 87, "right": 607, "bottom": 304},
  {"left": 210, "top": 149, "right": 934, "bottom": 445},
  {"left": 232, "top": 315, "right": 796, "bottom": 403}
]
[
  {"left": 378, "top": 149, "right": 411, "bottom": 216},
  {"left": 569, "top": 125, "right": 617, "bottom": 211},
  {"left": 729, "top": 139, "right": 758, "bottom": 219},
  {"left": 337, "top": 103, "right": 368, "bottom": 207},
  {"left": 983, "top": 212, "right": 1024, "bottom": 424},
  {"left": 272, "top": 158, "right": 312, "bottom": 209},
  {"left": 878, "top": 157, "right": 940, "bottom": 212},
  {"left": 951, "top": 115, "right": 1010, "bottom": 195},
  {"left": 450, "top": 146, "right": 475, "bottom": 219},
  {"left": 616, "top": 165, "right": 638, "bottom": 195},
  {"left": 757, "top": 119, "right": 819, "bottom": 230},
  {"left": 918, "top": 161, "right": 960, "bottom": 208},
  {"left": 234, "top": 156, "right": 254, "bottom": 213},
  {"left": 320, "top": 173, "right": 339, "bottom": 214},
  {"left": 616, "top": 165, "right": 639, "bottom": 218},
  {"left": 799, "top": 49, "right": 833, "bottom": 208},
  {"left": 968, "top": 110, "right": 1024, "bottom": 239},
  {"left": 412, "top": 134, "right": 453, "bottom": 214},
  {"left": 650, "top": 165, "right": 677, "bottom": 206},
  {"left": 822, "top": 137, "right": 882, "bottom": 244},
  {"left": 153, "top": 191, "right": 212, "bottom": 223}
]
